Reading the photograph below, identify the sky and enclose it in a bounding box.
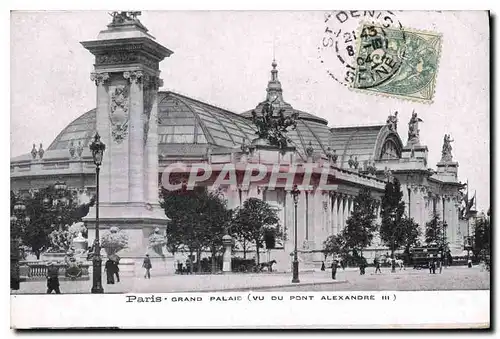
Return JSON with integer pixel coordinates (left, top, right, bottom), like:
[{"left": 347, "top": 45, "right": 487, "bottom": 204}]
[{"left": 10, "top": 10, "right": 490, "bottom": 211}]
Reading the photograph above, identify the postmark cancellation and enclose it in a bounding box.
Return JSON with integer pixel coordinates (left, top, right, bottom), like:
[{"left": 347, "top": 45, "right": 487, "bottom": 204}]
[{"left": 352, "top": 23, "right": 442, "bottom": 103}]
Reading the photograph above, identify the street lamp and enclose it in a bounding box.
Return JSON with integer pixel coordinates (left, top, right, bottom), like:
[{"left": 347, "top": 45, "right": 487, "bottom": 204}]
[
  {"left": 442, "top": 221, "right": 448, "bottom": 267},
  {"left": 290, "top": 185, "right": 300, "bottom": 283},
  {"left": 390, "top": 211, "right": 397, "bottom": 273},
  {"left": 89, "top": 132, "right": 106, "bottom": 294}
]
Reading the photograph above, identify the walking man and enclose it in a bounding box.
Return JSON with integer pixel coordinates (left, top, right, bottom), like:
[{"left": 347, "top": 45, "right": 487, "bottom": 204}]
[
  {"left": 105, "top": 258, "right": 115, "bottom": 284},
  {"left": 143, "top": 254, "right": 152, "bottom": 279},
  {"left": 375, "top": 258, "right": 382, "bottom": 274},
  {"left": 331, "top": 260, "right": 338, "bottom": 280},
  {"left": 112, "top": 259, "right": 120, "bottom": 283},
  {"left": 46, "top": 262, "right": 61, "bottom": 294}
]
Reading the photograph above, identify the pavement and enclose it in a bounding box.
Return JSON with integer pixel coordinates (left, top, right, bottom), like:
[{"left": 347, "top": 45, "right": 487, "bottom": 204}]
[{"left": 11, "top": 265, "right": 489, "bottom": 294}]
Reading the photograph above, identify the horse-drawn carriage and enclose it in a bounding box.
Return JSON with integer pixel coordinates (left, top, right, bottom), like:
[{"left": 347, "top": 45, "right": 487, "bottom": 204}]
[
  {"left": 231, "top": 258, "right": 277, "bottom": 273},
  {"left": 410, "top": 246, "right": 441, "bottom": 269}
]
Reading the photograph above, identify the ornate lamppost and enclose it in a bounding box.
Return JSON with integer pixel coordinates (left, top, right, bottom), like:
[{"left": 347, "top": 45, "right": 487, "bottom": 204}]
[
  {"left": 390, "top": 211, "right": 397, "bottom": 273},
  {"left": 442, "top": 221, "right": 448, "bottom": 267},
  {"left": 89, "top": 133, "right": 106, "bottom": 294},
  {"left": 11, "top": 199, "right": 29, "bottom": 290},
  {"left": 291, "top": 185, "right": 300, "bottom": 283}
]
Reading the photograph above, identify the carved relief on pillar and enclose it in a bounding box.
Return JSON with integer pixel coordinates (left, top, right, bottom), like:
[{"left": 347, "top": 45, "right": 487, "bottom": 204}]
[
  {"left": 109, "top": 85, "right": 130, "bottom": 144},
  {"left": 95, "top": 52, "right": 159, "bottom": 70},
  {"left": 90, "top": 72, "right": 110, "bottom": 86},
  {"left": 123, "top": 70, "right": 144, "bottom": 84}
]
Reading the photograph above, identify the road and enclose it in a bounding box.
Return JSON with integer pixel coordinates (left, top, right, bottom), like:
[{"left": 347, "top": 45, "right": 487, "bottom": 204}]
[
  {"left": 12, "top": 265, "right": 489, "bottom": 294},
  {"left": 258, "top": 266, "right": 490, "bottom": 292}
]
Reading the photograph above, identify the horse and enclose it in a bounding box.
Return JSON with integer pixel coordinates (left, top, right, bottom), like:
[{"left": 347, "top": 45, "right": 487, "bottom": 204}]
[
  {"left": 258, "top": 260, "right": 277, "bottom": 272},
  {"left": 386, "top": 258, "right": 405, "bottom": 270}
]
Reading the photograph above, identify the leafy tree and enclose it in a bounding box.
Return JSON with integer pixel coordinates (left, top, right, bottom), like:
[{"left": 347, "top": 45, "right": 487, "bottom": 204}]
[
  {"left": 399, "top": 217, "right": 421, "bottom": 263},
  {"left": 232, "top": 198, "right": 281, "bottom": 266},
  {"left": 199, "top": 191, "right": 233, "bottom": 272},
  {"left": 342, "top": 188, "right": 378, "bottom": 257},
  {"left": 162, "top": 187, "right": 231, "bottom": 273},
  {"left": 12, "top": 186, "right": 91, "bottom": 259},
  {"left": 379, "top": 178, "right": 406, "bottom": 261},
  {"left": 322, "top": 234, "right": 346, "bottom": 259},
  {"left": 425, "top": 213, "right": 443, "bottom": 246},
  {"left": 473, "top": 213, "right": 490, "bottom": 264}
]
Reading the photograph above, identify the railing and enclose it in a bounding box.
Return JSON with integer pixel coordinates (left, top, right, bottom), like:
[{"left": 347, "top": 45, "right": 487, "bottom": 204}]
[{"left": 19, "top": 262, "right": 90, "bottom": 280}]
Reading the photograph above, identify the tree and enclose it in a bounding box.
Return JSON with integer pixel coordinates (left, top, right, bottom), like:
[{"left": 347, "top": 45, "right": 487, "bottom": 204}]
[
  {"left": 399, "top": 217, "right": 421, "bottom": 263},
  {"left": 425, "top": 213, "right": 443, "bottom": 246},
  {"left": 473, "top": 213, "right": 490, "bottom": 264},
  {"left": 12, "top": 186, "right": 91, "bottom": 259},
  {"left": 379, "top": 178, "right": 406, "bottom": 261},
  {"left": 161, "top": 187, "right": 231, "bottom": 273},
  {"left": 233, "top": 198, "right": 281, "bottom": 266},
  {"left": 162, "top": 187, "right": 206, "bottom": 273},
  {"left": 200, "top": 191, "right": 233, "bottom": 272},
  {"left": 322, "top": 234, "right": 346, "bottom": 260},
  {"left": 342, "top": 188, "right": 378, "bottom": 258}
]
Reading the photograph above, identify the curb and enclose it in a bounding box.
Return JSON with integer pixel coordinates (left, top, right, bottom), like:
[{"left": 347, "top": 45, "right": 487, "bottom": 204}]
[{"left": 178, "top": 280, "right": 349, "bottom": 293}]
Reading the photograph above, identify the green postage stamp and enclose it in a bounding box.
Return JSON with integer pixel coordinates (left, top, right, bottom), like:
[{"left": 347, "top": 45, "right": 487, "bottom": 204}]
[{"left": 352, "top": 24, "right": 442, "bottom": 103}]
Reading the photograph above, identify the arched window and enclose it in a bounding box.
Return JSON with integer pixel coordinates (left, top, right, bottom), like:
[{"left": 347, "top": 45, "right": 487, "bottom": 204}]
[{"left": 380, "top": 140, "right": 400, "bottom": 160}]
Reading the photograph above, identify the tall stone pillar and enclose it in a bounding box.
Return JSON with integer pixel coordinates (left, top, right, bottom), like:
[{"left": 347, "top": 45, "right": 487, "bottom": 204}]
[
  {"left": 82, "top": 14, "right": 173, "bottom": 267},
  {"left": 90, "top": 72, "right": 111, "bottom": 203}
]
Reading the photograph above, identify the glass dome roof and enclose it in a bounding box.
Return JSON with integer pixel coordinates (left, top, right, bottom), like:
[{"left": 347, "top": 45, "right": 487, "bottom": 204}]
[{"left": 45, "top": 60, "right": 402, "bottom": 164}]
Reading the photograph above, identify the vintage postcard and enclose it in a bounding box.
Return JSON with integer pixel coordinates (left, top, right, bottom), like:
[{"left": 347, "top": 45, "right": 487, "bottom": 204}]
[{"left": 10, "top": 10, "right": 490, "bottom": 329}]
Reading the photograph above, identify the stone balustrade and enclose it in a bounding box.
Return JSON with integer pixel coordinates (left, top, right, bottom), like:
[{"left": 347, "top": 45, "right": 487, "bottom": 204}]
[{"left": 19, "top": 261, "right": 90, "bottom": 281}]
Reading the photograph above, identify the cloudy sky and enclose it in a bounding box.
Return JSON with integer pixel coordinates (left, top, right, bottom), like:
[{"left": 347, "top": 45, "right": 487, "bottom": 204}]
[{"left": 10, "top": 10, "right": 489, "bottom": 211}]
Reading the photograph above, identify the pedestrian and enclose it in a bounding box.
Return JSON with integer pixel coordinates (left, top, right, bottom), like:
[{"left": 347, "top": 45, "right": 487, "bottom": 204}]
[
  {"left": 467, "top": 258, "right": 472, "bottom": 268},
  {"left": 112, "top": 260, "right": 120, "bottom": 283},
  {"left": 375, "top": 259, "right": 382, "bottom": 274},
  {"left": 105, "top": 258, "right": 115, "bottom": 284},
  {"left": 439, "top": 260, "right": 443, "bottom": 274},
  {"left": 432, "top": 261, "right": 437, "bottom": 274},
  {"left": 331, "top": 260, "right": 338, "bottom": 280},
  {"left": 321, "top": 261, "right": 325, "bottom": 271},
  {"left": 341, "top": 260, "right": 345, "bottom": 270},
  {"left": 46, "top": 262, "right": 61, "bottom": 294},
  {"left": 429, "top": 261, "right": 433, "bottom": 274},
  {"left": 143, "top": 254, "right": 152, "bottom": 279}
]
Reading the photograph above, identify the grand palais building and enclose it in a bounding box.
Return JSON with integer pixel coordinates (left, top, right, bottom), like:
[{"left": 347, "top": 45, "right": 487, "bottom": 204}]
[{"left": 10, "top": 13, "right": 471, "bottom": 272}]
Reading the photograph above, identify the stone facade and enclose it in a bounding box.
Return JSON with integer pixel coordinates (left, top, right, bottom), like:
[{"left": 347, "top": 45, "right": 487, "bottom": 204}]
[{"left": 10, "top": 14, "right": 467, "bottom": 272}]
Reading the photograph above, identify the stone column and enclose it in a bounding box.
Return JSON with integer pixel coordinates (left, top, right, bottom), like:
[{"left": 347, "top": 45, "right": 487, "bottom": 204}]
[
  {"left": 331, "top": 193, "right": 338, "bottom": 235},
  {"left": 343, "top": 195, "right": 349, "bottom": 231},
  {"left": 145, "top": 76, "right": 163, "bottom": 204},
  {"left": 90, "top": 72, "right": 111, "bottom": 203},
  {"left": 124, "top": 70, "right": 145, "bottom": 202},
  {"left": 338, "top": 194, "right": 344, "bottom": 232}
]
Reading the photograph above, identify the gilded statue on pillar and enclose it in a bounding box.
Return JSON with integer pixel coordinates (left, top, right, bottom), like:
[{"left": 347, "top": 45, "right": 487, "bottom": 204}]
[{"left": 109, "top": 11, "right": 142, "bottom": 25}]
